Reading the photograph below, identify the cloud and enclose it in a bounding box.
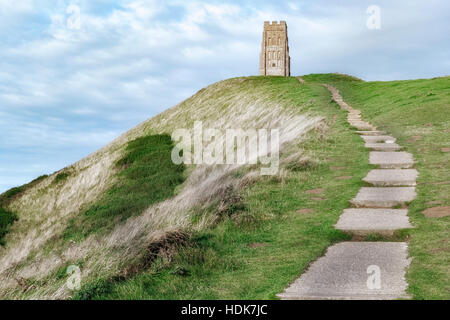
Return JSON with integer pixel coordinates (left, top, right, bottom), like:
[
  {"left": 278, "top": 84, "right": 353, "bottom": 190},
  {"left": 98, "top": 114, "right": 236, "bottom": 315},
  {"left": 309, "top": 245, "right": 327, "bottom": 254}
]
[{"left": 0, "top": 0, "right": 449, "bottom": 191}]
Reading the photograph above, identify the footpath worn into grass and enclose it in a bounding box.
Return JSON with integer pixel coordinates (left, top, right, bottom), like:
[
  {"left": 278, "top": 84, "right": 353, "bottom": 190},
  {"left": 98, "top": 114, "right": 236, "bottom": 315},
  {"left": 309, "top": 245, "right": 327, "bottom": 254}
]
[
  {"left": 304, "top": 73, "right": 450, "bottom": 300},
  {"left": 77, "top": 79, "right": 370, "bottom": 300}
]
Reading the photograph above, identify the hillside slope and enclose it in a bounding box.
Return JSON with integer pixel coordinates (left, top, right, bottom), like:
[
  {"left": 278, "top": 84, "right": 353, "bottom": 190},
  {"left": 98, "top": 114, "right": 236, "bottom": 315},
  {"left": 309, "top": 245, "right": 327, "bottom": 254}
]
[
  {"left": 0, "top": 77, "right": 328, "bottom": 299},
  {"left": 2, "top": 74, "right": 447, "bottom": 300},
  {"left": 92, "top": 74, "right": 449, "bottom": 300},
  {"left": 304, "top": 73, "right": 450, "bottom": 299}
]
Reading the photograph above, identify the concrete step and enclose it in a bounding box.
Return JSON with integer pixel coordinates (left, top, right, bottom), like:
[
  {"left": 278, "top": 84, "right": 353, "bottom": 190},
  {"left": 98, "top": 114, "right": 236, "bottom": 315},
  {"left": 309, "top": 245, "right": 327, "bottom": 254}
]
[
  {"left": 350, "top": 187, "right": 416, "bottom": 208},
  {"left": 363, "top": 169, "right": 418, "bottom": 186},
  {"left": 370, "top": 152, "right": 414, "bottom": 169},
  {"left": 335, "top": 209, "right": 413, "bottom": 235},
  {"left": 278, "top": 242, "right": 411, "bottom": 300},
  {"left": 365, "top": 143, "right": 402, "bottom": 151},
  {"left": 348, "top": 120, "right": 369, "bottom": 124},
  {"left": 362, "top": 136, "right": 396, "bottom": 143},
  {"left": 357, "top": 130, "right": 386, "bottom": 136},
  {"left": 349, "top": 122, "right": 376, "bottom": 131}
]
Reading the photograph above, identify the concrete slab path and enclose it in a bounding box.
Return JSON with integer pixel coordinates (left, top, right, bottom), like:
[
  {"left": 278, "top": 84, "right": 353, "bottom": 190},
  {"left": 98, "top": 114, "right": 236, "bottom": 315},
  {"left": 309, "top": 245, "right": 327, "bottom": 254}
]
[
  {"left": 370, "top": 152, "right": 415, "bottom": 169},
  {"left": 363, "top": 169, "right": 418, "bottom": 187},
  {"left": 365, "top": 143, "right": 402, "bottom": 151},
  {"left": 362, "top": 135, "right": 396, "bottom": 143},
  {"left": 335, "top": 209, "right": 413, "bottom": 235},
  {"left": 350, "top": 187, "right": 416, "bottom": 208},
  {"left": 280, "top": 83, "right": 417, "bottom": 300},
  {"left": 356, "top": 130, "right": 386, "bottom": 136},
  {"left": 278, "top": 242, "right": 411, "bottom": 300}
]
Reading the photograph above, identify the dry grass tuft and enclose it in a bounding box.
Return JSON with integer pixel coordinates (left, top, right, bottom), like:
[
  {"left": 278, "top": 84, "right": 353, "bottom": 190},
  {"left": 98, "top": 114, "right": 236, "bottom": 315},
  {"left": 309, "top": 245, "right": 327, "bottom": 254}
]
[{"left": 0, "top": 77, "right": 323, "bottom": 299}]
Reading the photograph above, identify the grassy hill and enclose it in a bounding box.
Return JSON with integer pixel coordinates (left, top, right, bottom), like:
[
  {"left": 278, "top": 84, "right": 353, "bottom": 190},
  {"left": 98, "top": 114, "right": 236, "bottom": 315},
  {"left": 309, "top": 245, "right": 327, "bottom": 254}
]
[
  {"left": 0, "top": 76, "right": 330, "bottom": 299},
  {"left": 303, "top": 73, "right": 450, "bottom": 299},
  {"left": 0, "top": 74, "right": 448, "bottom": 299}
]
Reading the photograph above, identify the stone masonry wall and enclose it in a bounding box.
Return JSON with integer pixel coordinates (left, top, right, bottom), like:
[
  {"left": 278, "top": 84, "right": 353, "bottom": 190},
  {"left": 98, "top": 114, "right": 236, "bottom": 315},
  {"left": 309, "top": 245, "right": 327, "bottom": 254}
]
[{"left": 259, "top": 21, "right": 291, "bottom": 76}]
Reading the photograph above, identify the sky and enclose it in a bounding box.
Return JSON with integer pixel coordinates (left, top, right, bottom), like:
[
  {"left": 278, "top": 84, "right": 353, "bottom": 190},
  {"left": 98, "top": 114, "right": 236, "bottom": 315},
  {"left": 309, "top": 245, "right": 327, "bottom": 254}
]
[{"left": 0, "top": 0, "right": 449, "bottom": 192}]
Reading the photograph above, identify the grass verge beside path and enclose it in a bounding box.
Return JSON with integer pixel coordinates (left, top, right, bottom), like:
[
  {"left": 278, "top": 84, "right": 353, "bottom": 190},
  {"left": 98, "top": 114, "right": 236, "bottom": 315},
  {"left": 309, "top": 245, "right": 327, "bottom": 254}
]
[{"left": 304, "top": 73, "right": 450, "bottom": 299}]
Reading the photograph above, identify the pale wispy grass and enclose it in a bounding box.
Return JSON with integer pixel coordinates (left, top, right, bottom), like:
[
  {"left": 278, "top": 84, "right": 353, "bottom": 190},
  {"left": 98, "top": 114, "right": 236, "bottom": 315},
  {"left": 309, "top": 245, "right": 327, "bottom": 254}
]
[{"left": 0, "top": 77, "right": 323, "bottom": 299}]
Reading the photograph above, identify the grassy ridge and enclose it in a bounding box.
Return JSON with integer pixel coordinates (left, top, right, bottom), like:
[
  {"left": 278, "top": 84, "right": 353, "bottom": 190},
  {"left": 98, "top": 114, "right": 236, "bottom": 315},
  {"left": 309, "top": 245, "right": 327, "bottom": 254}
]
[
  {"left": 0, "top": 174, "right": 48, "bottom": 245},
  {"left": 0, "top": 175, "right": 49, "bottom": 204},
  {"left": 0, "top": 207, "right": 16, "bottom": 246},
  {"left": 0, "top": 134, "right": 186, "bottom": 299},
  {"left": 75, "top": 77, "right": 371, "bottom": 299},
  {"left": 4, "top": 74, "right": 446, "bottom": 300},
  {"left": 303, "top": 74, "right": 450, "bottom": 299},
  {"left": 0, "top": 76, "right": 329, "bottom": 299},
  {"left": 64, "top": 134, "right": 186, "bottom": 241}
]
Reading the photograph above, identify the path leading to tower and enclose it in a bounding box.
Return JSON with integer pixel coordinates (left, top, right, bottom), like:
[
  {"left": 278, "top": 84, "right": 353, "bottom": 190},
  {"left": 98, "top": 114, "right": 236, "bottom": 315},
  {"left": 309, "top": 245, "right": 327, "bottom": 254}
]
[{"left": 278, "top": 84, "right": 416, "bottom": 300}]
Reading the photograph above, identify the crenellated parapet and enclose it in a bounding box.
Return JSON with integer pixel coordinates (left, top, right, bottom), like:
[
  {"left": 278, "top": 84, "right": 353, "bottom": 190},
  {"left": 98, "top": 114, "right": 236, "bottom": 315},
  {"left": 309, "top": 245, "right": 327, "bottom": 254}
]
[{"left": 259, "top": 21, "right": 290, "bottom": 76}]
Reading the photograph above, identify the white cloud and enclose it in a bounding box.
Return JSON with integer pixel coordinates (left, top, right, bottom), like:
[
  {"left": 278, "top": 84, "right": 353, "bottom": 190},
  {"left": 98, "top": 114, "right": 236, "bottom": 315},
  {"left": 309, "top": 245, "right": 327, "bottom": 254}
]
[
  {"left": 287, "top": 3, "right": 298, "bottom": 11},
  {"left": 0, "top": 0, "right": 449, "bottom": 191},
  {"left": 0, "top": 0, "right": 33, "bottom": 14},
  {"left": 182, "top": 46, "right": 213, "bottom": 59}
]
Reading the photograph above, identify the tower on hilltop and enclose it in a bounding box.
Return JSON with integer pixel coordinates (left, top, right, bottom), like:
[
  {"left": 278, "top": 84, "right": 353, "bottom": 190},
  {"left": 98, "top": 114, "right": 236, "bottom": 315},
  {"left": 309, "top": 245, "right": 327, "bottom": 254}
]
[{"left": 259, "top": 21, "right": 291, "bottom": 77}]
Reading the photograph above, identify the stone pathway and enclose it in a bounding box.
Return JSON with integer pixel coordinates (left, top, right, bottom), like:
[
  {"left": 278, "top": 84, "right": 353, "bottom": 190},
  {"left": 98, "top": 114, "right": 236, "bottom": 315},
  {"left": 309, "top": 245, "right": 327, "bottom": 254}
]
[
  {"left": 370, "top": 152, "right": 414, "bottom": 169},
  {"left": 278, "top": 84, "right": 416, "bottom": 300},
  {"left": 296, "top": 76, "right": 306, "bottom": 84},
  {"left": 363, "top": 169, "right": 418, "bottom": 187},
  {"left": 278, "top": 242, "right": 411, "bottom": 300}
]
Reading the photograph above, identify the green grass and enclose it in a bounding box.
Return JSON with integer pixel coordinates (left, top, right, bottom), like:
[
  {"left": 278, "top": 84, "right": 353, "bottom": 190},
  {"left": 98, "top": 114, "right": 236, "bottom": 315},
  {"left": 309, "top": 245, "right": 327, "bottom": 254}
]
[
  {"left": 7, "top": 74, "right": 446, "bottom": 300},
  {"left": 63, "top": 134, "right": 186, "bottom": 240},
  {"left": 74, "top": 77, "right": 371, "bottom": 299},
  {"left": 304, "top": 73, "right": 450, "bottom": 299},
  {"left": 0, "top": 174, "right": 48, "bottom": 206},
  {"left": 0, "top": 207, "right": 17, "bottom": 246},
  {"left": 53, "top": 171, "right": 71, "bottom": 185},
  {"left": 0, "top": 174, "right": 48, "bottom": 246}
]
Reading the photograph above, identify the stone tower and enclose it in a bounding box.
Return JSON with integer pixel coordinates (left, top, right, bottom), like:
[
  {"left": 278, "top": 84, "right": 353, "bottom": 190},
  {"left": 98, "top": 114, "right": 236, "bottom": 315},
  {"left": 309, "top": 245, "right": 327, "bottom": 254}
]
[{"left": 259, "top": 21, "right": 290, "bottom": 76}]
